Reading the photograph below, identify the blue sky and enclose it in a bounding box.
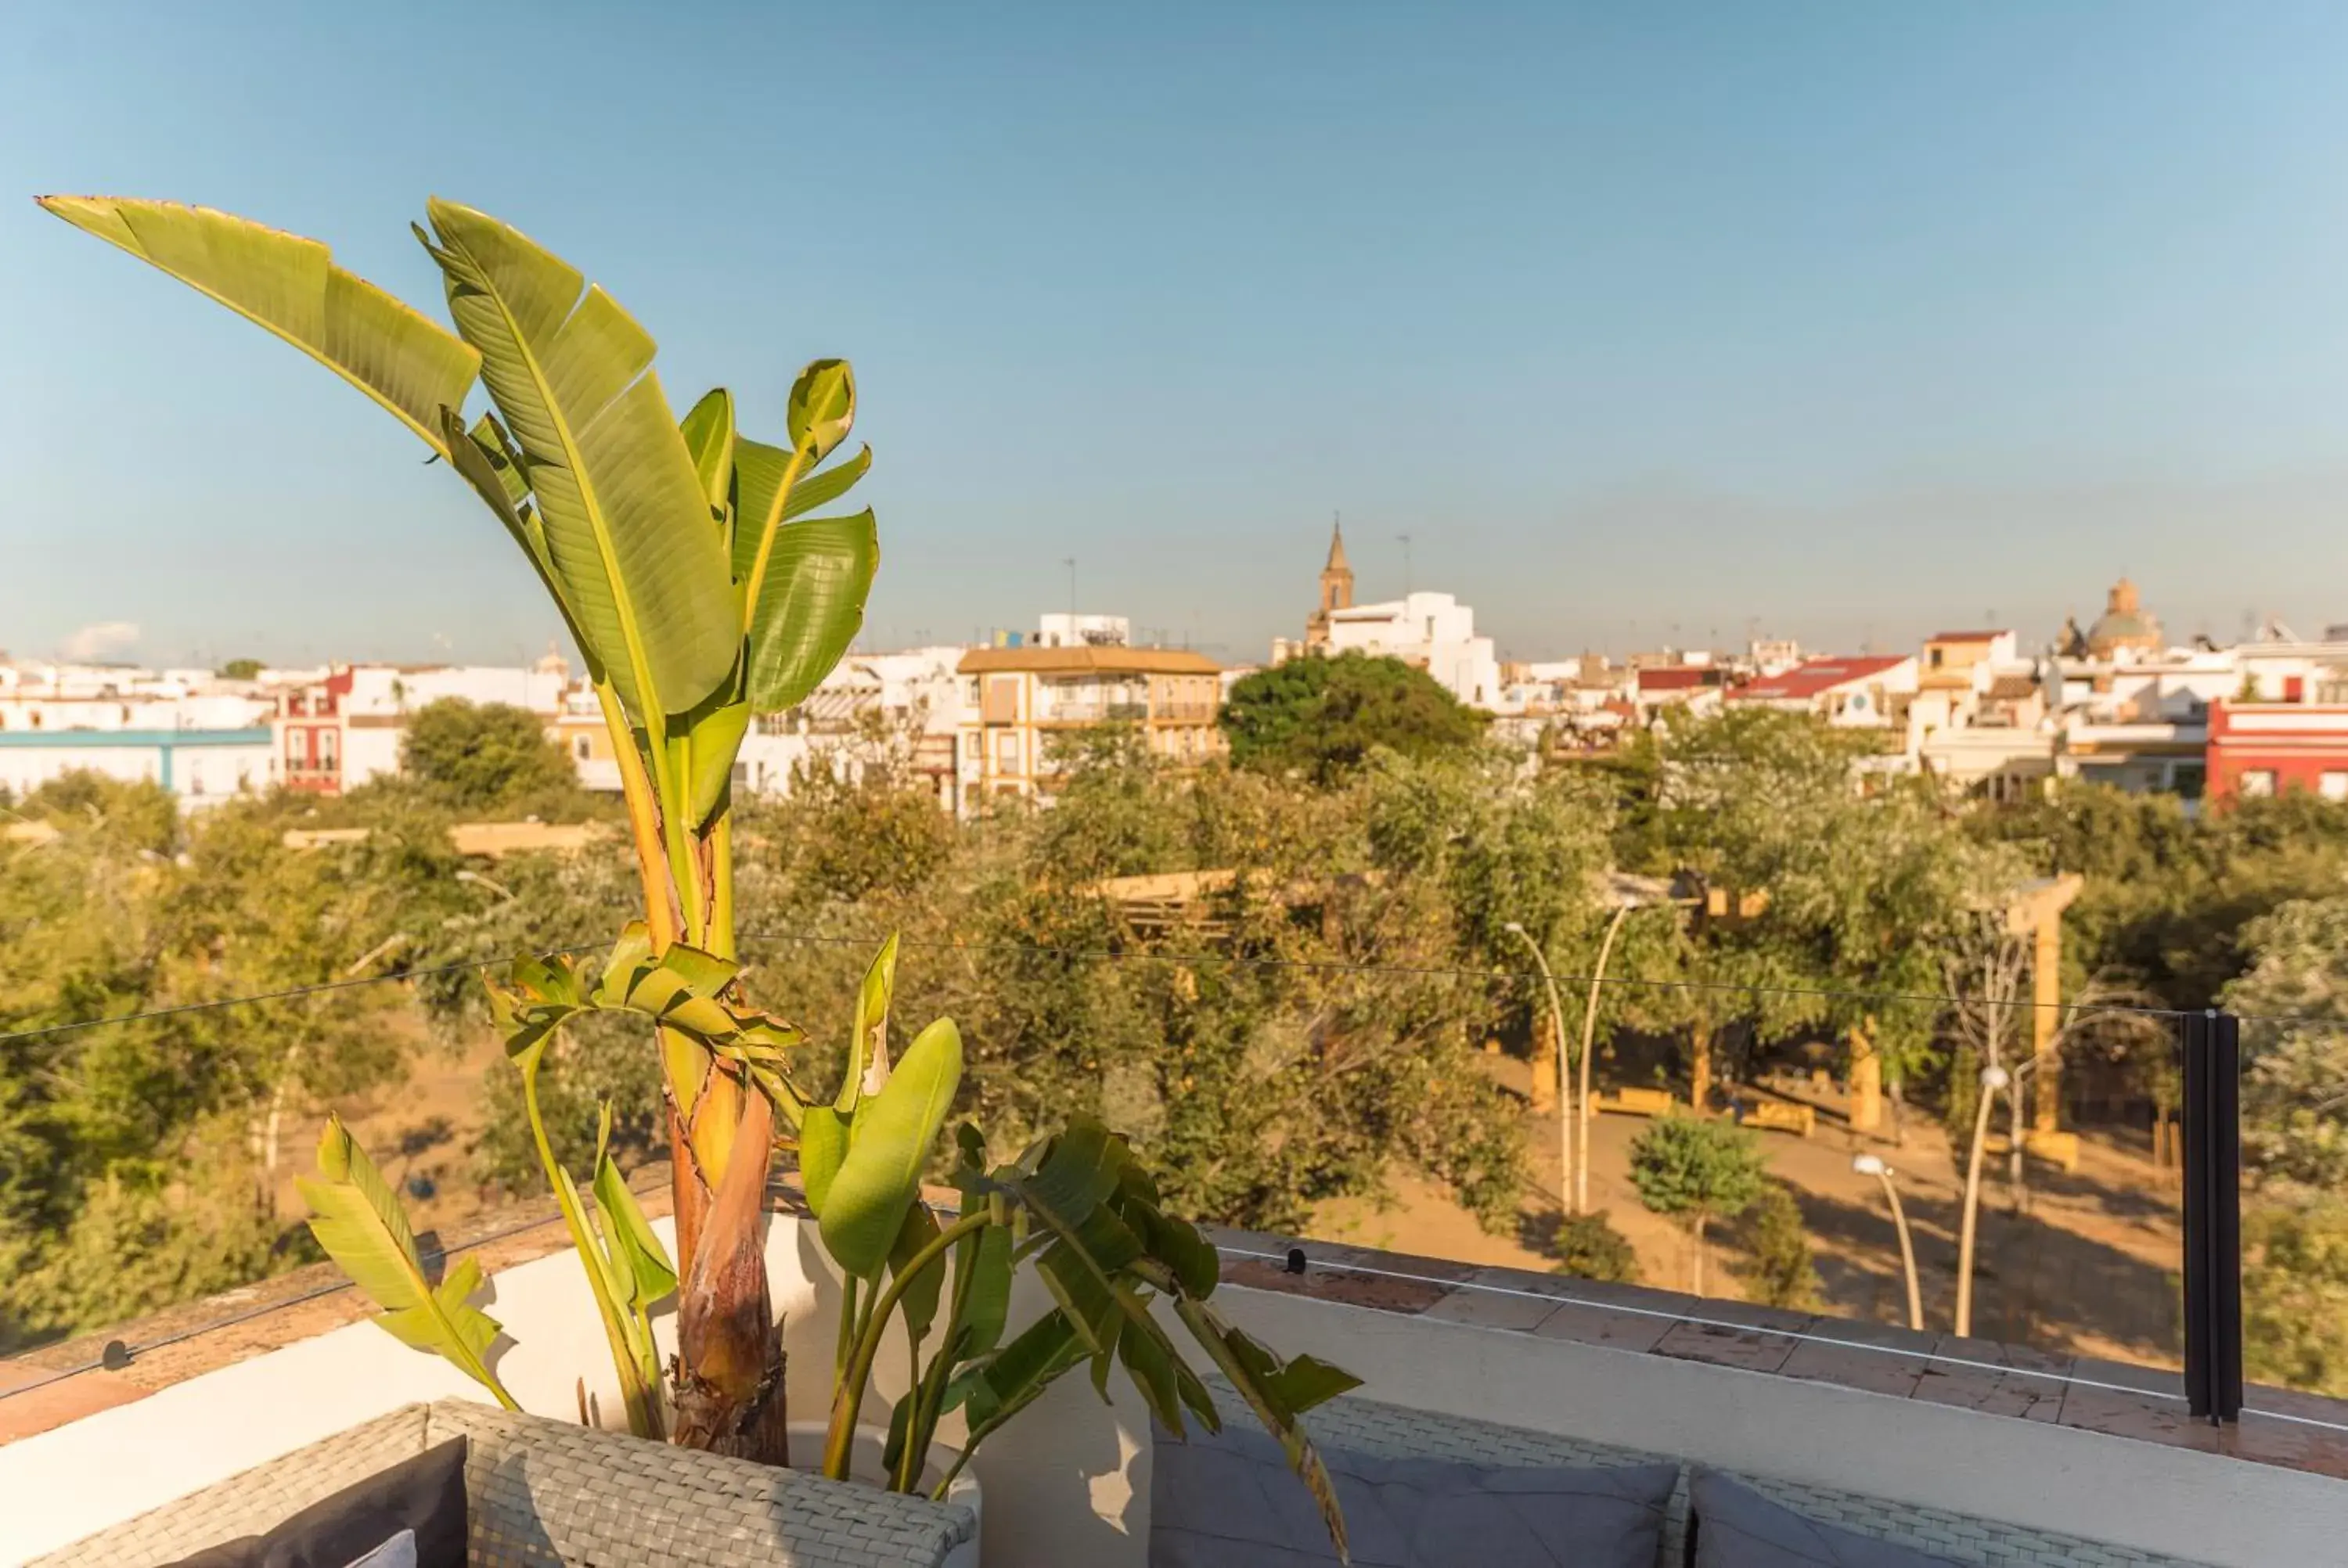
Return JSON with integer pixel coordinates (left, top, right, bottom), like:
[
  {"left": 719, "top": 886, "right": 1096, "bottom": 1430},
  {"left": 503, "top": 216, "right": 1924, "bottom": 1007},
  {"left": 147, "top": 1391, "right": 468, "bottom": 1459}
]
[{"left": 6, "top": 2, "right": 2348, "bottom": 667}]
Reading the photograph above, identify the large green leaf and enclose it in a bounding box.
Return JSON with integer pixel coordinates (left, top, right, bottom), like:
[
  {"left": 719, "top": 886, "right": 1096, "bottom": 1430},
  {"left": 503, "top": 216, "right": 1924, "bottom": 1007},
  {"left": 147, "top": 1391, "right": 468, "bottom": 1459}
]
[
  {"left": 729, "top": 441, "right": 870, "bottom": 582},
  {"left": 787, "top": 444, "right": 873, "bottom": 523},
  {"left": 679, "top": 386, "right": 737, "bottom": 527},
  {"left": 417, "top": 200, "right": 737, "bottom": 723},
  {"left": 887, "top": 1200, "right": 946, "bottom": 1347},
  {"left": 297, "top": 1117, "right": 513, "bottom": 1405},
  {"left": 799, "top": 1105, "right": 849, "bottom": 1214},
  {"left": 956, "top": 1223, "right": 1014, "bottom": 1361},
  {"left": 744, "top": 512, "right": 878, "bottom": 713},
  {"left": 38, "top": 197, "right": 479, "bottom": 455},
  {"left": 1173, "top": 1296, "right": 1356, "bottom": 1561},
  {"left": 592, "top": 1122, "right": 679, "bottom": 1311},
  {"left": 838, "top": 933, "right": 900, "bottom": 1113},
  {"left": 787, "top": 358, "right": 856, "bottom": 462},
  {"left": 820, "top": 1018, "right": 963, "bottom": 1278},
  {"left": 957, "top": 1309, "right": 1086, "bottom": 1432},
  {"left": 440, "top": 408, "right": 601, "bottom": 682},
  {"left": 682, "top": 697, "right": 752, "bottom": 830}
]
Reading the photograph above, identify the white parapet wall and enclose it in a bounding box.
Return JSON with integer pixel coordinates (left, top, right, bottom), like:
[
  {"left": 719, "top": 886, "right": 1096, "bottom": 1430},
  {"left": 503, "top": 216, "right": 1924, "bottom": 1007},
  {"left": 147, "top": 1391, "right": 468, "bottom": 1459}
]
[{"left": 0, "top": 1214, "right": 1149, "bottom": 1568}]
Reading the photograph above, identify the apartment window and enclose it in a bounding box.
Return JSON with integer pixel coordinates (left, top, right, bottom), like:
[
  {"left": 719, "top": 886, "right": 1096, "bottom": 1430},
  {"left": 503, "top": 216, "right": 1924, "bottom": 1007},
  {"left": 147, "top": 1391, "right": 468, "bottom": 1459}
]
[
  {"left": 2322, "top": 772, "right": 2348, "bottom": 802},
  {"left": 2239, "top": 768, "right": 2278, "bottom": 798},
  {"left": 1928, "top": 648, "right": 1944, "bottom": 668},
  {"left": 994, "top": 731, "right": 1021, "bottom": 772},
  {"left": 573, "top": 735, "right": 592, "bottom": 761},
  {"left": 286, "top": 728, "right": 309, "bottom": 768},
  {"left": 984, "top": 676, "right": 1020, "bottom": 724},
  {"left": 318, "top": 728, "right": 338, "bottom": 768}
]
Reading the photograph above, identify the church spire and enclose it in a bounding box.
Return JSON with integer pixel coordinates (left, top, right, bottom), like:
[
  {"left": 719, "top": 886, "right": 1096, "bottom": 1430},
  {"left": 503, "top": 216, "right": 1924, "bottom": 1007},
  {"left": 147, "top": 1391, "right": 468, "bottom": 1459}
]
[{"left": 1317, "top": 511, "right": 1355, "bottom": 620}]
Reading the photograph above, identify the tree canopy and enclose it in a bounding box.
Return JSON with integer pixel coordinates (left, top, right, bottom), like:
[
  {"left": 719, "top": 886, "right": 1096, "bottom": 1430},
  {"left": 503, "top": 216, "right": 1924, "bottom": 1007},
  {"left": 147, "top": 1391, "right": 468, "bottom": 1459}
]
[
  {"left": 1221, "top": 653, "right": 1486, "bottom": 782},
  {"left": 397, "top": 699, "right": 584, "bottom": 815}
]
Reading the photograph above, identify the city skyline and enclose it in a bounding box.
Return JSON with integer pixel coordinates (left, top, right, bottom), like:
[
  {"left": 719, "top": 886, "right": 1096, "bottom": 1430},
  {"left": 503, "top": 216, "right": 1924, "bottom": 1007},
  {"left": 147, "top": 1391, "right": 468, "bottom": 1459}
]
[{"left": 9, "top": 3, "right": 2348, "bottom": 664}]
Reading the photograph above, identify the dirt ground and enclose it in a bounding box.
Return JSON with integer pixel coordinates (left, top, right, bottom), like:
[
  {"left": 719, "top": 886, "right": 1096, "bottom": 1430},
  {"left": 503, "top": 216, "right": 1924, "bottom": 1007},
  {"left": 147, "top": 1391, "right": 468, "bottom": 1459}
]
[
  {"left": 1313, "top": 1053, "right": 2184, "bottom": 1368},
  {"left": 274, "top": 1028, "right": 2184, "bottom": 1369},
  {"left": 267, "top": 1029, "right": 511, "bottom": 1236}
]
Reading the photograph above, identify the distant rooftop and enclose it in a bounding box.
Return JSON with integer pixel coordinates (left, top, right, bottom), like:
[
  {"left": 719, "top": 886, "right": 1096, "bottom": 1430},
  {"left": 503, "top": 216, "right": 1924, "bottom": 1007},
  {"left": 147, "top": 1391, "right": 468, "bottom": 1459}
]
[{"left": 1730, "top": 655, "right": 1910, "bottom": 703}]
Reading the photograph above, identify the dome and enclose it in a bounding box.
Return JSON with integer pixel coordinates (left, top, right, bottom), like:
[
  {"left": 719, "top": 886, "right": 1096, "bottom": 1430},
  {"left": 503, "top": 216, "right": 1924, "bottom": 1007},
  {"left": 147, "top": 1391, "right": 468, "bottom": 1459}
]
[{"left": 2087, "top": 577, "right": 2161, "bottom": 656}]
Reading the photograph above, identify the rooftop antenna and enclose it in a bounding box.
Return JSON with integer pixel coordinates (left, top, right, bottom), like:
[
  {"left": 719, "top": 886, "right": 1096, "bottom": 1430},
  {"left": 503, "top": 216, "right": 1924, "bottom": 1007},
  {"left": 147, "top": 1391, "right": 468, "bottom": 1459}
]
[
  {"left": 1397, "top": 532, "right": 1413, "bottom": 594},
  {"left": 1063, "top": 557, "right": 1077, "bottom": 624}
]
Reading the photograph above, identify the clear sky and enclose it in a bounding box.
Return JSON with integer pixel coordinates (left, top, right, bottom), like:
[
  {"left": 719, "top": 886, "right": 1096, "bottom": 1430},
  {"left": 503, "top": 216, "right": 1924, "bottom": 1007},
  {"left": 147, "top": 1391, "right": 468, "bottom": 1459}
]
[{"left": 6, "top": 2, "right": 2348, "bottom": 669}]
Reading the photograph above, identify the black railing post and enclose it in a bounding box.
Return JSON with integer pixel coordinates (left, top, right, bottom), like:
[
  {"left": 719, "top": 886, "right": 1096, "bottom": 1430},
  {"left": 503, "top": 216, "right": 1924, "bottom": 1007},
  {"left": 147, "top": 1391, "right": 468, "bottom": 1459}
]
[{"left": 2182, "top": 1008, "right": 2244, "bottom": 1423}]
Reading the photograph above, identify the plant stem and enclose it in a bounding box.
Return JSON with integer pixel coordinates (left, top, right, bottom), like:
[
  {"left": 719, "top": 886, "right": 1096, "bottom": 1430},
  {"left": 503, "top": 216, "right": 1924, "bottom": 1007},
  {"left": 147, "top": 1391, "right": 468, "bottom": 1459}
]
[
  {"left": 710, "top": 811, "right": 736, "bottom": 958},
  {"left": 593, "top": 682, "right": 677, "bottom": 952},
  {"left": 521, "top": 1056, "right": 661, "bottom": 1439},
  {"left": 825, "top": 1214, "right": 989, "bottom": 1483},
  {"left": 835, "top": 1273, "right": 860, "bottom": 1380}
]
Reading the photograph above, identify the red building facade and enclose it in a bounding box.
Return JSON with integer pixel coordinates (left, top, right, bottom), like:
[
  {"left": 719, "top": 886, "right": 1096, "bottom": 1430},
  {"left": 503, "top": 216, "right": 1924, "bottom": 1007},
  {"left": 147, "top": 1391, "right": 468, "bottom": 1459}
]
[
  {"left": 2206, "top": 699, "right": 2348, "bottom": 804},
  {"left": 275, "top": 668, "right": 351, "bottom": 794}
]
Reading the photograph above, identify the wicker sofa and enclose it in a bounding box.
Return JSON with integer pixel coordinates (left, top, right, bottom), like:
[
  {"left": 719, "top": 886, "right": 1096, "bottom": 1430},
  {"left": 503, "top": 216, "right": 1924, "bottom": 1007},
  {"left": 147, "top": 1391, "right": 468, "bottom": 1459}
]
[
  {"left": 31, "top": 1400, "right": 977, "bottom": 1568},
  {"left": 1186, "top": 1384, "right": 2220, "bottom": 1568}
]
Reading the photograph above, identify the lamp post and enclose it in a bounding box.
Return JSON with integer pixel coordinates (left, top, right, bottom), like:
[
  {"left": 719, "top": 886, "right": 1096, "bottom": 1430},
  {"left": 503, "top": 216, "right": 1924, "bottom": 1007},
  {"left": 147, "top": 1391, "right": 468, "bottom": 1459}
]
[
  {"left": 1504, "top": 922, "right": 1574, "bottom": 1224},
  {"left": 1955, "top": 1060, "right": 2037, "bottom": 1339},
  {"left": 1573, "top": 903, "right": 1636, "bottom": 1217},
  {"left": 1853, "top": 1153, "right": 1924, "bottom": 1332}
]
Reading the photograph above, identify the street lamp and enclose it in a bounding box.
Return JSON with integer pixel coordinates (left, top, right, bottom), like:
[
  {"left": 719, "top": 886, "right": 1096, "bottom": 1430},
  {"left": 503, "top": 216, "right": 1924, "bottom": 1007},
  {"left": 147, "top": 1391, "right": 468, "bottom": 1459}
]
[
  {"left": 1955, "top": 1061, "right": 2033, "bottom": 1339},
  {"left": 1853, "top": 1153, "right": 1924, "bottom": 1332},
  {"left": 1572, "top": 903, "right": 1638, "bottom": 1217},
  {"left": 1504, "top": 922, "right": 1574, "bottom": 1225}
]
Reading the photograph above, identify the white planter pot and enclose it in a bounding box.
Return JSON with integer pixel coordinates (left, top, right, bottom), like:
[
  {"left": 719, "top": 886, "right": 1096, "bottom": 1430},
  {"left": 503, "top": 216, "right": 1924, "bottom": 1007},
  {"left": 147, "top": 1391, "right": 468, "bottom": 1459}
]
[{"left": 785, "top": 1420, "right": 982, "bottom": 1568}]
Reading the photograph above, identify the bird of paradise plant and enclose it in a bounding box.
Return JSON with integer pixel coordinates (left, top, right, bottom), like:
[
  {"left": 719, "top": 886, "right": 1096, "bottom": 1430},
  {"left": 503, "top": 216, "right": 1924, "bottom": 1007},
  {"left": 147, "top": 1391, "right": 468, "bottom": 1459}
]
[{"left": 44, "top": 196, "right": 1354, "bottom": 1555}]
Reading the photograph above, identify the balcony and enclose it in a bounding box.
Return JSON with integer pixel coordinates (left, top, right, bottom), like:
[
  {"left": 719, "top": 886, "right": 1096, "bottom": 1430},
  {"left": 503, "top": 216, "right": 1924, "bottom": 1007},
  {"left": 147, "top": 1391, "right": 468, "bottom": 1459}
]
[
  {"left": 4, "top": 1180, "right": 2341, "bottom": 1566},
  {"left": 1033, "top": 699, "right": 1150, "bottom": 724}
]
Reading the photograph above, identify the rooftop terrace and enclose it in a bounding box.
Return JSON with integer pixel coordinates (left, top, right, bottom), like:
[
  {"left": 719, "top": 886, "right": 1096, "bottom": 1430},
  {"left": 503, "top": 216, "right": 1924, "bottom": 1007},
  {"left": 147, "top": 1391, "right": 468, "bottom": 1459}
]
[{"left": 5, "top": 1176, "right": 2343, "bottom": 1567}]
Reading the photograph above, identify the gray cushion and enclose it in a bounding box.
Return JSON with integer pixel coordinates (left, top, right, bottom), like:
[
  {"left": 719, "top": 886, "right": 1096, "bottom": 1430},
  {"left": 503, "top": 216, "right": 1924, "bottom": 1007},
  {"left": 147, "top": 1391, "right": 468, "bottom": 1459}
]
[
  {"left": 1691, "top": 1470, "right": 1960, "bottom": 1567},
  {"left": 1151, "top": 1418, "right": 1677, "bottom": 1566}
]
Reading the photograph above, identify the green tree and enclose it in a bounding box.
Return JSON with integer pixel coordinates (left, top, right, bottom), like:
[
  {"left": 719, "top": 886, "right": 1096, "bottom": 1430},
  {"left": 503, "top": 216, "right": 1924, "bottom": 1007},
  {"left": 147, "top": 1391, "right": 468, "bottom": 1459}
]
[
  {"left": 1223, "top": 653, "right": 1486, "bottom": 782},
  {"left": 1630, "top": 1113, "right": 1770, "bottom": 1294},
  {"left": 398, "top": 699, "right": 581, "bottom": 814},
  {"left": 17, "top": 770, "right": 181, "bottom": 857},
  {"left": 1550, "top": 1211, "right": 1642, "bottom": 1284},
  {"left": 217, "top": 657, "right": 264, "bottom": 680},
  {"left": 1731, "top": 1181, "right": 1820, "bottom": 1309},
  {"left": 2243, "top": 1196, "right": 2348, "bottom": 1396}
]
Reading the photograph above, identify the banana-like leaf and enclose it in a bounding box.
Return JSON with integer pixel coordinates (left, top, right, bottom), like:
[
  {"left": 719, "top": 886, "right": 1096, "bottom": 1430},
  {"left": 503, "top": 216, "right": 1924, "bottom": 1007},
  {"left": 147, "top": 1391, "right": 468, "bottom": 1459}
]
[
  {"left": 297, "top": 1117, "right": 514, "bottom": 1406},
  {"left": 955, "top": 1223, "right": 1014, "bottom": 1361},
  {"left": 682, "top": 698, "right": 752, "bottom": 831},
  {"left": 744, "top": 511, "right": 878, "bottom": 714},
  {"left": 679, "top": 387, "right": 737, "bottom": 528},
  {"left": 787, "top": 444, "right": 873, "bottom": 524},
  {"left": 440, "top": 408, "right": 602, "bottom": 682},
  {"left": 888, "top": 1201, "right": 946, "bottom": 1347},
  {"left": 416, "top": 200, "right": 737, "bottom": 724},
  {"left": 820, "top": 1019, "right": 963, "bottom": 1279},
  {"left": 1172, "top": 1296, "right": 1356, "bottom": 1562},
  {"left": 595, "top": 921, "right": 657, "bottom": 1005},
  {"left": 592, "top": 1116, "right": 679, "bottom": 1311},
  {"left": 1118, "top": 1165, "right": 1220, "bottom": 1300},
  {"left": 37, "top": 197, "right": 479, "bottom": 455},
  {"left": 799, "top": 1105, "right": 849, "bottom": 1215},
  {"left": 787, "top": 358, "right": 856, "bottom": 463},
  {"left": 955, "top": 1308, "right": 1086, "bottom": 1433},
  {"left": 730, "top": 438, "right": 866, "bottom": 581},
  {"left": 838, "top": 933, "right": 899, "bottom": 1113}
]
